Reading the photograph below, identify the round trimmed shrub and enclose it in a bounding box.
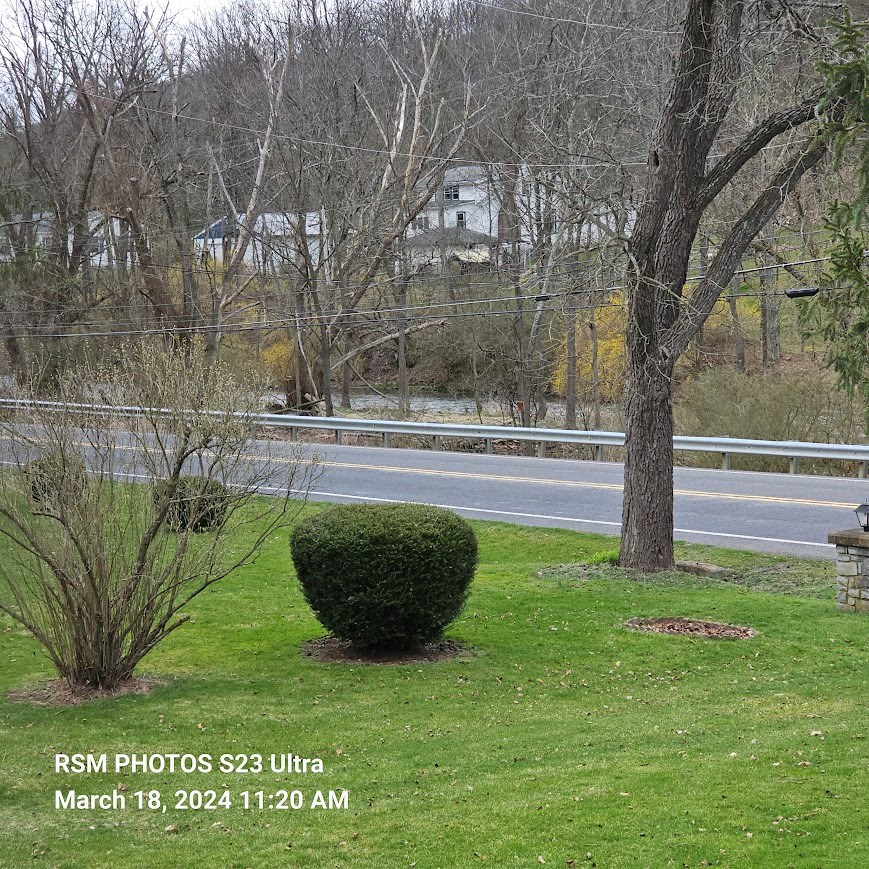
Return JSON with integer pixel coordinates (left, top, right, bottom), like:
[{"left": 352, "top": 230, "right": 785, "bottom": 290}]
[
  {"left": 291, "top": 503, "right": 478, "bottom": 650},
  {"left": 24, "top": 452, "right": 88, "bottom": 505},
  {"left": 153, "top": 476, "right": 231, "bottom": 533}
]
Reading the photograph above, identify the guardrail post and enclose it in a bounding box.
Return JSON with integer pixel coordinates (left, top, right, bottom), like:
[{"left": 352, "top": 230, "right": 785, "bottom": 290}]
[{"left": 10, "top": 401, "right": 869, "bottom": 475}]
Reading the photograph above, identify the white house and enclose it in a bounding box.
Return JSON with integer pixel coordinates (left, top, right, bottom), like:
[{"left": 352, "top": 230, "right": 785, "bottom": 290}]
[
  {"left": 192, "top": 211, "right": 322, "bottom": 271},
  {"left": 0, "top": 210, "right": 120, "bottom": 268},
  {"left": 407, "top": 165, "right": 501, "bottom": 239},
  {"left": 190, "top": 164, "right": 635, "bottom": 276},
  {"left": 404, "top": 163, "right": 635, "bottom": 272}
]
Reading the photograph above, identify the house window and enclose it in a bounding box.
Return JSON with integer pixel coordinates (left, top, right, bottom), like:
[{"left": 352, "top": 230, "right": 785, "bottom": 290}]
[
  {"left": 456, "top": 211, "right": 466, "bottom": 229},
  {"left": 444, "top": 185, "right": 460, "bottom": 201},
  {"left": 412, "top": 215, "right": 430, "bottom": 231},
  {"left": 87, "top": 236, "right": 107, "bottom": 257}
]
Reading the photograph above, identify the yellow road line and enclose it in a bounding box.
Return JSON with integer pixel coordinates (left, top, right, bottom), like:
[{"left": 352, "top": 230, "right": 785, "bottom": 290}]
[
  {"left": 319, "top": 459, "right": 851, "bottom": 510},
  {"left": 4, "top": 435, "right": 851, "bottom": 510}
]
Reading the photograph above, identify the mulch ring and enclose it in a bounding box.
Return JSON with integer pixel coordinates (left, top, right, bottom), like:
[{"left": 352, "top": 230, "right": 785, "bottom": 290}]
[
  {"left": 8, "top": 677, "right": 160, "bottom": 707},
  {"left": 625, "top": 616, "right": 757, "bottom": 639},
  {"left": 302, "top": 636, "right": 472, "bottom": 665}
]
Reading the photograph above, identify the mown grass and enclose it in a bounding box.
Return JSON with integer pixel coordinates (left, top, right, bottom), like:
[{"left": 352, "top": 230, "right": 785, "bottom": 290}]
[{"left": 0, "top": 506, "right": 866, "bottom": 868}]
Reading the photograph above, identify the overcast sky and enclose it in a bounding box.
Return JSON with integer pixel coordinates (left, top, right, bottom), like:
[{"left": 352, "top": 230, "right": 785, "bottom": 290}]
[
  {"left": 0, "top": 0, "right": 232, "bottom": 27},
  {"left": 151, "top": 0, "right": 231, "bottom": 23}
]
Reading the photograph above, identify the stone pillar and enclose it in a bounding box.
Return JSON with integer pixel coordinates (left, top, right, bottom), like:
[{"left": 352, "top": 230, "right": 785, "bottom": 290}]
[{"left": 828, "top": 529, "right": 869, "bottom": 613}]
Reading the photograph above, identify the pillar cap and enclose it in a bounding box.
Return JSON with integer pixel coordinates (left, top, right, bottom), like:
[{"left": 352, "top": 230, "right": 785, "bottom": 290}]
[{"left": 828, "top": 529, "right": 869, "bottom": 547}]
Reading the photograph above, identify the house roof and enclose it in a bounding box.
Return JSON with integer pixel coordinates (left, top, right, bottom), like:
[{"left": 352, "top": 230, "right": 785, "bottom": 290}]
[
  {"left": 194, "top": 211, "right": 321, "bottom": 242},
  {"left": 404, "top": 227, "right": 498, "bottom": 248},
  {"left": 0, "top": 210, "right": 110, "bottom": 234},
  {"left": 442, "top": 164, "right": 494, "bottom": 186}
]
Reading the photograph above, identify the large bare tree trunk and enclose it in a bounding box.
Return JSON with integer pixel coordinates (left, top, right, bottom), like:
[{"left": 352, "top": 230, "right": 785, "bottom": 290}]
[
  {"left": 4, "top": 334, "right": 26, "bottom": 384},
  {"left": 760, "top": 254, "right": 780, "bottom": 368},
  {"left": 319, "top": 320, "right": 334, "bottom": 416},
  {"left": 339, "top": 279, "right": 352, "bottom": 408},
  {"left": 529, "top": 296, "right": 548, "bottom": 423},
  {"left": 471, "top": 349, "right": 484, "bottom": 423},
  {"left": 204, "top": 331, "right": 221, "bottom": 368},
  {"left": 588, "top": 312, "right": 602, "bottom": 430},
  {"left": 341, "top": 353, "right": 352, "bottom": 408},
  {"left": 619, "top": 0, "right": 834, "bottom": 570},
  {"left": 621, "top": 357, "right": 675, "bottom": 567},
  {"left": 693, "top": 235, "right": 710, "bottom": 371}
]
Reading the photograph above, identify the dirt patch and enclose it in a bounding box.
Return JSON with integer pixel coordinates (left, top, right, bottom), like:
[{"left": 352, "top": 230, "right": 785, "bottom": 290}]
[
  {"left": 8, "top": 677, "right": 160, "bottom": 707},
  {"left": 301, "top": 636, "right": 471, "bottom": 665},
  {"left": 625, "top": 616, "right": 757, "bottom": 639}
]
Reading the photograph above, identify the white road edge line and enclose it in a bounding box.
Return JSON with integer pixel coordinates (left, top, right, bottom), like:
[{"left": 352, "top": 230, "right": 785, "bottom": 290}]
[
  {"left": 0, "top": 461, "right": 831, "bottom": 551},
  {"left": 271, "top": 487, "right": 835, "bottom": 550}
]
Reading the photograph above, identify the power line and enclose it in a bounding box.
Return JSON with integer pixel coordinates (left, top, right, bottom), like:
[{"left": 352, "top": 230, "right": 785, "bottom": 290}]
[
  {"left": 131, "top": 102, "right": 827, "bottom": 173},
  {"left": 0, "top": 273, "right": 845, "bottom": 342},
  {"left": 0, "top": 249, "right": 838, "bottom": 326},
  {"left": 463, "top": 0, "right": 680, "bottom": 36}
]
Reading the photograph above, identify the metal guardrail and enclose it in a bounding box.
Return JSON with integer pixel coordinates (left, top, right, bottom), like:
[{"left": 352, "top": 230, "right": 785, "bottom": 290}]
[{"left": 2, "top": 398, "right": 868, "bottom": 477}]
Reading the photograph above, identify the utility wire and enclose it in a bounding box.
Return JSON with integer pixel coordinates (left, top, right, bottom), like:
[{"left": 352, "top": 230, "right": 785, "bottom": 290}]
[
  {"left": 0, "top": 250, "right": 837, "bottom": 327},
  {"left": 15, "top": 98, "right": 814, "bottom": 174},
  {"left": 463, "top": 0, "right": 680, "bottom": 36},
  {"left": 0, "top": 276, "right": 846, "bottom": 341}
]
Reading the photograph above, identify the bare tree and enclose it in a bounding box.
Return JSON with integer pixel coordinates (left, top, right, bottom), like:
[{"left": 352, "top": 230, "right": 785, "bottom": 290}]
[
  {"left": 620, "top": 0, "right": 844, "bottom": 570},
  {"left": 0, "top": 343, "right": 315, "bottom": 690},
  {"left": 0, "top": 0, "right": 158, "bottom": 381},
  {"left": 459, "top": 0, "right": 648, "bottom": 430},
  {"left": 262, "top": 1, "right": 470, "bottom": 414}
]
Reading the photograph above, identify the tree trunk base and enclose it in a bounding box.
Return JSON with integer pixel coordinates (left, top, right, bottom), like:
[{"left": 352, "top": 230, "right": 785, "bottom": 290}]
[{"left": 619, "top": 358, "right": 676, "bottom": 571}]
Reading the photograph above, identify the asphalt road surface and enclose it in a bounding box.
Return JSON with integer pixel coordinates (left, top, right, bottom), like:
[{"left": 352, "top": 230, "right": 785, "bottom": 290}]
[
  {"left": 3, "top": 427, "right": 861, "bottom": 559},
  {"left": 285, "top": 442, "right": 866, "bottom": 559}
]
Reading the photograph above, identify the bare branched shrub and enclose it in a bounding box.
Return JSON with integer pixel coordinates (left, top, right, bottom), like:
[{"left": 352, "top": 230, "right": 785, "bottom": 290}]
[
  {"left": 0, "top": 342, "right": 316, "bottom": 690},
  {"left": 675, "top": 362, "right": 866, "bottom": 473}
]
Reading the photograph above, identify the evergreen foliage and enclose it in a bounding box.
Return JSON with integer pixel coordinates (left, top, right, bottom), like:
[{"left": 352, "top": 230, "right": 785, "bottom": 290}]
[
  {"left": 154, "top": 475, "right": 232, "bottom": 533},
  {"left": 291, "top": 503, "right": 477, "bottom": 650},
  {"left": 24, "top": 452, "right": 89, "bottom": 506},
  {"left": 803, "top": 14, "right": 869, "bottom": 415}
]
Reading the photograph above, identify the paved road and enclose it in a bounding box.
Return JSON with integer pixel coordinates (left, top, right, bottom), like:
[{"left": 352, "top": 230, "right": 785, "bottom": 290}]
[
  {"left": 282, "top": 442, "right": 866, "bottom": 559},
  {"left": 4, "top": 426, "right": 860, "bottom": 559}
]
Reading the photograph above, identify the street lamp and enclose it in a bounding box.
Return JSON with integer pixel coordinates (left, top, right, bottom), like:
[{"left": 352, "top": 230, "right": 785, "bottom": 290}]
[{"left": 856, "top": 504, "right": 869, "bottom": 532}]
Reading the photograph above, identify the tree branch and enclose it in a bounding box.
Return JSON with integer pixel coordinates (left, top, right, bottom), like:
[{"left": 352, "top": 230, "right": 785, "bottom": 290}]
[
  {"left": 666, "top": 134, "right": 830, "bottom": 359},
  {"left": 329, "top": 318, "right": 446, "bottom": 370},
  {"left": 697, "top": 91, "right": 822, "bottom": 210}
]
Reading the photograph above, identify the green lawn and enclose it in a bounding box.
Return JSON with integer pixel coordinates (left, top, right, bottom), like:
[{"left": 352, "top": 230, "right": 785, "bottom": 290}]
[{"left": 0, "top": 508, "right": 866, "bottom": 868}]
